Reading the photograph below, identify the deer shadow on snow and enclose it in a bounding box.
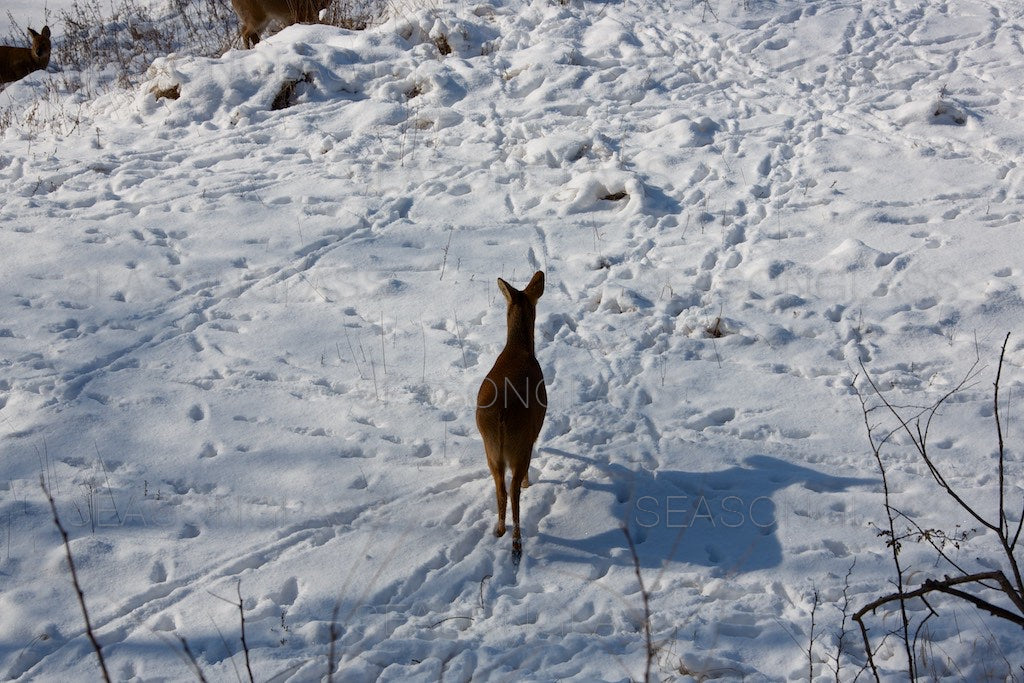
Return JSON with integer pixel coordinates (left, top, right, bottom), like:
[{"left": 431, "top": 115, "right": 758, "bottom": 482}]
[{"left": 535, "top": 448, "right": 876, "bottom": 573}]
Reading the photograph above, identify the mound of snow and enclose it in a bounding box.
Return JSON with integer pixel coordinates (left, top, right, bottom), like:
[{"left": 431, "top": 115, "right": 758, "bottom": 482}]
[
  {"left": 819, "top": 238, "right": 896, "bottom": 271},
  {"left": 892, "top": 94, "right": 974, "bottom": 128},
  {"left": 550, "top": 169, "right": 647, "bottom": 215},
  {"left": 137, "top": 13, "right": 497, "bottom": 128}
]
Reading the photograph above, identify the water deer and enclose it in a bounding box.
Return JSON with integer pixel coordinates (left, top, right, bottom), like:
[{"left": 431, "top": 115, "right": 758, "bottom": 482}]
[
  {"left": 0, "top": 26, "right": 51, "bottom": 84},
  {"left": 230, "top": 0, "right": 331, "bottom": 48},
  {"left": 476, "top": 271, "right": 547, "bottom": 563}
]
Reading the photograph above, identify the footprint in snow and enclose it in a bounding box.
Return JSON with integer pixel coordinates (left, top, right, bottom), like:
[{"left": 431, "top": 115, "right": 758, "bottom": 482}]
[
  {"left": 149, "top": 560, "right": 168, "bottom": 583},
  {"left": 271, "top": 577, "right": 299, "bottom": 607},
  {"left": 684, "top": 407, "right": 736, "bottom": 431},
  {"left": 178, "top": 523, "right": 200, "bottom": 539}
]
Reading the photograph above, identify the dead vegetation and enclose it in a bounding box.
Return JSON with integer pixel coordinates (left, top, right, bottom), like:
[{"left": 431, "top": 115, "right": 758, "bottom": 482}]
[
  {"left": 271, "top": 72, "right": 312, "bottom": 110},
  {"left": 1, "top": 0, "right": 392, "bottom": 135}
]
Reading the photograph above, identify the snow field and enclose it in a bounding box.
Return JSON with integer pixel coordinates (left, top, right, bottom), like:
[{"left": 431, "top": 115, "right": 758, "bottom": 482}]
[{"left": 1, "top": 0, "right": 1023, "bottom": 679}]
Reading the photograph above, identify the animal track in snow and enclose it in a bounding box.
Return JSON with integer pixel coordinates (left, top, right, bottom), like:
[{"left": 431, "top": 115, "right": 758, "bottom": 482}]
[
  {"left": 177, "top": 523, "right": 200, "bottom": 540},
  {"left": 685, "top": 407, "right": 737, "bottom": 431}
]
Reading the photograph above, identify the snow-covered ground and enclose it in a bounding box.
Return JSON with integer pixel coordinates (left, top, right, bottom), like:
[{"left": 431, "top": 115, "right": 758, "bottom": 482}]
[{"left": 1, "top": 0, "right": 1023, "bottom": 680}]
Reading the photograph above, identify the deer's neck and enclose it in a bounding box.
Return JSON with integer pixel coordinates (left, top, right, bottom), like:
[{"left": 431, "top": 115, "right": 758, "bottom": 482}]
[{"left": 505, "top": 309, "right": 535, "bottom": 356}]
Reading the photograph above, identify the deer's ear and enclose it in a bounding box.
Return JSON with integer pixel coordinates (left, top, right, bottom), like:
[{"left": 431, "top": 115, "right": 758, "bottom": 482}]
[
  {"left": 523, "top": 271, "right": 544, "bottom": 302},
  {"left": 29, "top": 28, "right": 39, "bottom": 39},
  {"left": 42, "top": 26, "right": 50, "bottom": 38},
  {"left": 497, "top": 278, "right": 514, "bottom": 304}
]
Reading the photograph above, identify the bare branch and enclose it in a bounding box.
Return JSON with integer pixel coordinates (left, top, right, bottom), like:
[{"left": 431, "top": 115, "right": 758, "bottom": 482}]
[
  {"left": 176, "top": 634, "right": 209, "bottom": 683},
  {"left": 236, "top": 581, "right": 254, "bottom": 683},
  {"left": 327, "top": 600, "right": 340, "bottom": 683},
  {"left": 854, "top": 571, "right": 1024, "bottom": 627},
  {"left": 859, "top": 361, "right": 998, "bottom": 536},
  {"left": 995, "top": 333, "right": 1009, "bottom": 539},
  {"left": 852, "top": 376, "right": 915, "bottom": 679},
  {"left": 855, "top": 344, "right": 1024, "bottom": 677},
  {"left": 888, "top": 508, "right": 974, "bottom": 578},
  {"left": 807, "top": 588, "right": 819, "bottom": 682},
  {"left": 41, "top": 476, "right": 111, "bottom": 683},
  {"left": 621, "top": 526, "right": 654, "bottom": 683},
  {"left": 852, "top": 610, "right": 881, "bottom": 682}
]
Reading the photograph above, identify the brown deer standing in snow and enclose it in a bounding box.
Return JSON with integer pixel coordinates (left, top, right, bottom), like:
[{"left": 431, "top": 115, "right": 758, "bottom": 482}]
[
  {"left": 230, "top": 0, "right": 331, "bottom": 48},
  {"left": 0, "top": 26, "right": 51, "bottom": 84},
  {"left": 476, "top": 271, "right": 547, "bottom": 563}
]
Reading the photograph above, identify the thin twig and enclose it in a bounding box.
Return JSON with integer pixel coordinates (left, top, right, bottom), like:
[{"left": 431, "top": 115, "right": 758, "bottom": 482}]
[
  {"left": 831, "top": 559, "right": 856, "bottom": 683},
  {"left": 808, "top": 588, "right": 819, "bottom": 682},
  {"left": 888, "top": 508, "right": 974, "bottom": 579},
  {"left": 207, "top": 613, "right": 243, "bottom": 683},
  {"left": 421, "top": 322, "right": 427, "bottom": 383},
  {"left": 95, "top": 444, "right": 120, "bottom": 524},
  {"left": 176, "top": 634, "right": 209, "bottom": 683},
  {"left": 429, "top": 616, "right": 473, "bottom": 628},
  {"left": 327, "top": 600, "right": 340, "bottom": 683},
  {"left": 853, "top": 375, "right": 914, "bottom": 681},
  {"left": 236, "top": 581, "right": 254, "bottom": 683},
  {"left": 851, "top": 376, "right": 917, "bottom": 679},
  {"left": 479, "top": 574, "right": 491, "bottom": 611},
  {"left": 863, "top": 361, "right": 991, "bottom": 534},
  {"left": 995, "top": 332, "right": 1009, "bottom": 540},
  {"left": 621, "top": 526, "right": 654, "bottom": 683},
  {"left": 439, "top": 225, "right": 454, "bottom": 280},
  {"left": 41, "top": 475, "right": 111, "bottom": 683},
  {"left": 369, "top": 355, "right": 379, "bottom": 402},
  {"left": 343, "top": 326, "right": 362, "bottom": 379},
  {"left": 380, "top": 311, "right": 387, "bottom": 375}
]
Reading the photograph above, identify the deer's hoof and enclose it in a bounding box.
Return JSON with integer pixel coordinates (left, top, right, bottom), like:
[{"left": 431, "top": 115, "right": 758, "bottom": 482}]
[{"left": 494, "top": 523, "right": 506, "bottom": 537}]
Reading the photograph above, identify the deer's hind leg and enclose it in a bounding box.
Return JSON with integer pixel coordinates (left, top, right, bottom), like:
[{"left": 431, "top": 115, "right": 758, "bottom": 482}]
[
  {"left": 487, "top": 456, "right": 507, "bottom": 538},
  {"left": 509, "top": 455, "right": 530, "bottom": 561}
]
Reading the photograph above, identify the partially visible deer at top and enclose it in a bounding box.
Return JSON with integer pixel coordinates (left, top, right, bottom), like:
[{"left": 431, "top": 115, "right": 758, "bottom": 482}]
[
  {"left": 230, "top": 0, "right": 331, "bottom": 49},
  {"left": 0, "top": 26, "right": 51, "bottom": 84},
  {"left": 476, "top": 271, "right": 547, "bottom": 564}
]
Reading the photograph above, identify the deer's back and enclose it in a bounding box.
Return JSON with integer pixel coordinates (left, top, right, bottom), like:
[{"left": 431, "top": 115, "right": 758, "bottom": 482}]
[
  {"left": 476, "top": 349, "right": 546, "bottom": 452},
  {"left": 232, "top": 0, "right": 328, "bottom": 24},
  {"left": 0, "top": 46, "right": 47, "bottom": 83}
]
